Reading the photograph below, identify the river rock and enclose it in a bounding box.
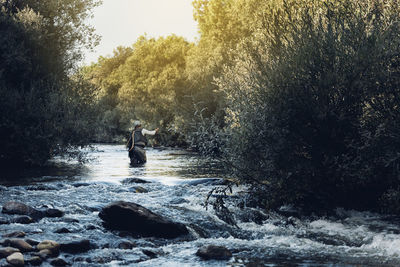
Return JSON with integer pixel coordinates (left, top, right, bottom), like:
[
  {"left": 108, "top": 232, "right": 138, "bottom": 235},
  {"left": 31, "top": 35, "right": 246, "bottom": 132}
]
[
  {"left": 26, "top": 256, "right": 43, "bottom": 265},
  {"left": 6, "top": 252, "right": 24, "bottom": 266},
  {"left": 115, "top": 240, "right": 135, "bottom": 249},
  {"left": 2, "top": 201, "right": 43, "bottom": 219},
  {"left": 60, "top": 239, "right": 91, "bottom": 253},
  {"left": 196, "top": 245, "right": 232, "bottom": 260},
  {"left": 13, "top": 215, "right": 35, "bottom": 224},
  {"left": 25, "top": 239, "right": 40, "bottom": 246},
  {"left": 37, "top": 249, "right": 57, "bottom": 259},
  {"left": 46, "top": 208, "right": 64, "bottom": 218},
  {"left": 72, "top": 182, "right": 91, "bottom": 187},
  {"left": 55, "top": 227, "right": 70, "bottom": 234},
  {"left": 50, "top": 258, "right": 69, "bottom": 266},
  {"left": 37, "top": 240, "right": 60, "bottom": 254},
  {"left": 63, "top": 218, "right": 79, "bottom": 223},
  {"left": 85, "top": 224, "right": 97, "bottom": 230},
  {"left": 5, "top": 239, "right": 33, "bottom": 252},
  {"left": 129, "top": 186, "right": 149, "bottom": 193},
  {"left": 0, "top": 217, "right": 9, "bottom": 224},
  {"left": 142, "top": 249, "right": 158, "bottom": 258},
  {"left": 99, "top": 201, "right": 189, "bottom": 238},
  {"left": 2, "top": 231, "right": 25, "bottom": 238},
  {"left": 0, "top": 247, "right": 20, "bottom": 258},
  {"left": 122, "top": 178, "right": 151, "bottom": 184}
]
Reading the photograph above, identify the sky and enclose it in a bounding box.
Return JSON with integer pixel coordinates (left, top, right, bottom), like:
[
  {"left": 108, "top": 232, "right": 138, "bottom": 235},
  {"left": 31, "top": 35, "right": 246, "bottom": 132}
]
[{"left": 83, "top": 0, "right": 199, "bottom": 65}]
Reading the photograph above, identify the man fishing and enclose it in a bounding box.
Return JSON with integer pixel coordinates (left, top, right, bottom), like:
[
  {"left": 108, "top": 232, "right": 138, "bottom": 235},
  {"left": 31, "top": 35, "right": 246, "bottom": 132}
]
[{"left": 127, "top": 121, "right": 159, "bottom": 165}]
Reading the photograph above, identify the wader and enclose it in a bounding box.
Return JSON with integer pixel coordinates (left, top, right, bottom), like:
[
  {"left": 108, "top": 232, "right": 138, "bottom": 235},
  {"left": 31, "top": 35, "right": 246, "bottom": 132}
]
[{"left": 129, "top": 128, "right": 148, "bottom": 165}]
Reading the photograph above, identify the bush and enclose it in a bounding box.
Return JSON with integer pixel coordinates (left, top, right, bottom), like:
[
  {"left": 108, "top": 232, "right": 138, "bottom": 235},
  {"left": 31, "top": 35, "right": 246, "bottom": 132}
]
[
  {"left": 0, "top": 0, "right": 100, "bottom": 167},
  {"left": 218, "top": 0, "right": 400, "bottom": 213}
]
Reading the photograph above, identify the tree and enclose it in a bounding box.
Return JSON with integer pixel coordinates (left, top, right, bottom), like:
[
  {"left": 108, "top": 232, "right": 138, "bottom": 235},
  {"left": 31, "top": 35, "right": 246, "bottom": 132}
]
[{"left": 0, "top": 0, "right": 101, "bottom": 166}]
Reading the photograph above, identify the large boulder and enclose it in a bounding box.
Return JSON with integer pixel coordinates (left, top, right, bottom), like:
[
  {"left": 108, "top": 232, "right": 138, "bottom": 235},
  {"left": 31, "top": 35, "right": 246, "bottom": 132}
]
[{"left": 99, "top": 201, "right": 189, "bottom": 238}]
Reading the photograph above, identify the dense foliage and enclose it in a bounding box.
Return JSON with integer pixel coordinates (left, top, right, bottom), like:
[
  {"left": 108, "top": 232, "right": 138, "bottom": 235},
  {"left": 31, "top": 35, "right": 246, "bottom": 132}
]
[
  {"left": 84, "top": 36, "right": 192, "bottom": 145},
  {"left": 0, "top": 0, "right": 100, "bottom": 166},
  {"left": 218, "top": 0, "right": 400, "bottom": 213}
]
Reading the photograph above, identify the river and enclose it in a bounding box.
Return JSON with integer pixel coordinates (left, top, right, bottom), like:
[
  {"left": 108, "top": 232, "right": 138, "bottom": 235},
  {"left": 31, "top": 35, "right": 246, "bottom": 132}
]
[{"left": 0, "top": 144, "right": 400, "bottom": 266}]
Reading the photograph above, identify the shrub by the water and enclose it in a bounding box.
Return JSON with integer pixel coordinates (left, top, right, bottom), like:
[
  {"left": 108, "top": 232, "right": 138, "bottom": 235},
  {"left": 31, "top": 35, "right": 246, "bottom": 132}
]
[
  {"left": 217, "top": 0, "right": 400, "bottom": 214},
  {"left": 0, "top": 0, "right": 100, "bottom": 166}
]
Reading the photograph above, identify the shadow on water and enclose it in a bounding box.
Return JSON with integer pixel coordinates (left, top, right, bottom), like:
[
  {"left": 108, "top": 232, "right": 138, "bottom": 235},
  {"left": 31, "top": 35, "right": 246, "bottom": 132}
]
[{"left": 0, "top": 161, "right": 89, "bottom": 186}]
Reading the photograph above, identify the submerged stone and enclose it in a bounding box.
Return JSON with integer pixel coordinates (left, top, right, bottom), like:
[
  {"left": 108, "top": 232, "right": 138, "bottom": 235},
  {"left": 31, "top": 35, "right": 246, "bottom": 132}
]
[
  {"left": 121, "top": 178, "right": 151, "bottom": 184},
  {"left": 50, "top": 257, "right": 69, "bottom": 266},
  {"left": 142, "top": 249, "right": 158, "bottom": 259},
  {"left": 46, "top": 208, "right": 64, "bottom": 218},
  {"left": 55, "top": 227, "right": 71, "bottom": 234},
  {"left": 26, "top": 256, "right": 43, "bottom": 266},
  {"left": 196, "top": 245, "right": 232, "bottom": 260},
  {"left": 115, "top": 240, "right": 135, "bottom": 250},
  {"left": 99, "top": 201, "right": 189, "bottom": 238},
  {"left": 60, "top": 239, "right": 92, "bottom": 253}
]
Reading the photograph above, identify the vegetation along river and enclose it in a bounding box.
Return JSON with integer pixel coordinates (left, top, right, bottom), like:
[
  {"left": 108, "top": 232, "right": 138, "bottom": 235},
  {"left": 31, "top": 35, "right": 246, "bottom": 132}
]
[{"left": 1, "top": 144, "right": 400, "bottom": 266}]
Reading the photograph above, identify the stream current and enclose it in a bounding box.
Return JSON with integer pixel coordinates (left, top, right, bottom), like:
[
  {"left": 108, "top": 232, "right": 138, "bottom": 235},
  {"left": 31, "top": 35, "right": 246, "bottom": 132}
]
[{"left": 1, "top": 144, "right": 400, "bottom": 266}]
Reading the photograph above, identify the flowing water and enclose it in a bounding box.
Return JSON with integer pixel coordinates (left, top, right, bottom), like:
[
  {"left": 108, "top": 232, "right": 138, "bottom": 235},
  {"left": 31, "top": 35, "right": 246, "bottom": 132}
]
[{"left": 1, "top": 144, "right": 400, "bottom": 266}]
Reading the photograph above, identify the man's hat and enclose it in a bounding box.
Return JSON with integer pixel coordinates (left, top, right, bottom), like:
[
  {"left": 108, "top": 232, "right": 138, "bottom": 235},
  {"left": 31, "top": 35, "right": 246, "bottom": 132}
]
[{"left": 133, "top": 120, "right": 141, "bottom": 128}]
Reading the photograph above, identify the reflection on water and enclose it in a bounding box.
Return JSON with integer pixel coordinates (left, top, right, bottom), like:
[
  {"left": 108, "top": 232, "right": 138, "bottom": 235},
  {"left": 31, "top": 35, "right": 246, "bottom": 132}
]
[
  {"left": 1, "top": 145, "right": 223, "bottom": 186},
  {"left": 84, "top": 145, "right": 223, "bottom": 185}
]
